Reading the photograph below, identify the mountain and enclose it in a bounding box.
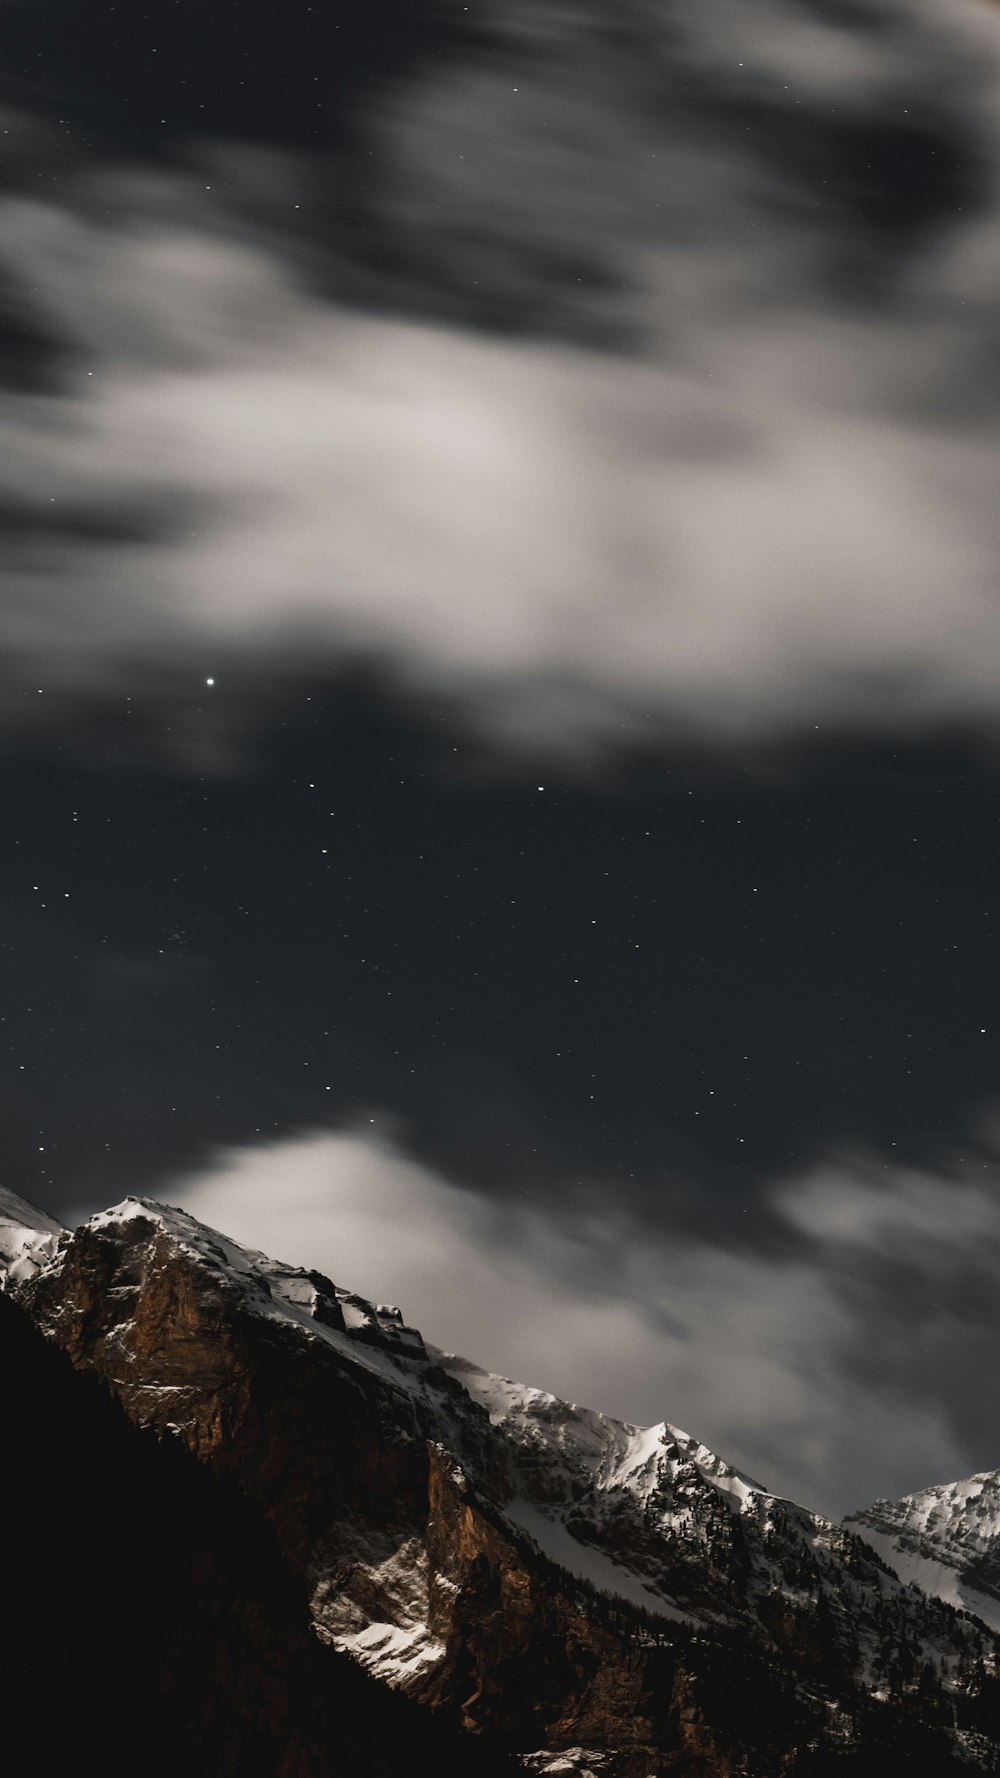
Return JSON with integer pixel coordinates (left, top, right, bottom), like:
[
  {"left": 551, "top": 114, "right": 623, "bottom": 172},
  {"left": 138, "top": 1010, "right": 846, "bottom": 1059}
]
[
  {"left": 846, "top": 1478, "right": 1000, "bottom": 1636},
  {"left": 3, "top": 1191, "right": 999, "bottom": 1775},
  {"left": 0, "top": 1273, "right": 522, "bottom": 1778}
]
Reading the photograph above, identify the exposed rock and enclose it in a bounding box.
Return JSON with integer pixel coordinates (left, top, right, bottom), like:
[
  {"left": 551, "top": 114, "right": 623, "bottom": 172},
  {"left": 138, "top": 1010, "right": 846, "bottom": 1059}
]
[{"left": 0, "top": 1284, "right": 522, "bottom": 1778}]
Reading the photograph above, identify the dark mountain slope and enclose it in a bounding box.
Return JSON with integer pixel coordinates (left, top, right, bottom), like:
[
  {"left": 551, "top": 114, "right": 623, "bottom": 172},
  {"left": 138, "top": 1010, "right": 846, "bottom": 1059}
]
[{"left": 0, "top": 1286, "right": 521, "bottom": 1778}]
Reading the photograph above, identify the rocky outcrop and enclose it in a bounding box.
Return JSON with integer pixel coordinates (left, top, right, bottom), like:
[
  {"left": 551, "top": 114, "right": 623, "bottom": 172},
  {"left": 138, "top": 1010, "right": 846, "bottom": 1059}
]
[
  {"left": 11, "top": 1195, "right": 1000, "bottom": 1775},
  {"left": 0, "top": 1285, "right": 523, "bottom": 1778}
]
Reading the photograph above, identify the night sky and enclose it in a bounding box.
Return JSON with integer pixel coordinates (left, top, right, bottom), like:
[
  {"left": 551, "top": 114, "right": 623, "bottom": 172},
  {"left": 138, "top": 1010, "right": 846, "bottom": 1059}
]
[{"left": 3, "top": 0, "right": 1000, "bottom": 1517}]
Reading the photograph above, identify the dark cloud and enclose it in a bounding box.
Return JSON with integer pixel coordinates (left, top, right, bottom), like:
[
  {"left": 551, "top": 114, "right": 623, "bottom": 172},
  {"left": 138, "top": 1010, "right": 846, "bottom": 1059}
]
[
  {"left": 0, "top": 267, "right": 78, "bottom": 394},
  {"left": 714, "top": 97, "right": 986, "bottom": 253},
  {"left": 0, "top": 489, "right": 198, "bottom": 546}
]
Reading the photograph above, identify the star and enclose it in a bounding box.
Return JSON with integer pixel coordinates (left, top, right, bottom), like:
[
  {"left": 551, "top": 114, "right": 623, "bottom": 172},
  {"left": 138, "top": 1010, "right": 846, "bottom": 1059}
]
[{"left": 205, "top": 677, "right": 215, "bottom": 687}]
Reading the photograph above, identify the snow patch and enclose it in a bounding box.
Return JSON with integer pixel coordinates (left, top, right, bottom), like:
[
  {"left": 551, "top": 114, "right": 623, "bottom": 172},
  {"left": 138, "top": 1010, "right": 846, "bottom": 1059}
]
[
  {"left": 340, "top": 1299, "right": 374, "bottom": 1332},
  {"left": 521, "top": 1749, "right": 612, "bottom": 1776},
  {"left": 0, "top": 1186, "right": 65, "bottom": 1288},
  {"left": 504, "top": 1498, "right": 693, "bottom": 1624},
  {"left": 847, "top": 1521, "right": 1000, "bottom": 1634},
  {"left": 333, "top": 1617, "right": 447, "bottom": 1684},
  {"left": 311, "top": 1533, "right": 448, "bottom": 1687}
]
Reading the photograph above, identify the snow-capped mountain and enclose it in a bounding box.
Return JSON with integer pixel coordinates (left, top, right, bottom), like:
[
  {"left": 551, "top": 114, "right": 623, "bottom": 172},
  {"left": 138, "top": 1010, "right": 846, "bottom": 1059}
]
[
  {"left": 0, "top": 1183, "right": 65, "bottom": 1285},
  {"left": 3, "top": 1191, "right": 999, "bottom": 1775},
  {"left": 846, "top": 1476, "right": 1000, "bottom": 1635}
]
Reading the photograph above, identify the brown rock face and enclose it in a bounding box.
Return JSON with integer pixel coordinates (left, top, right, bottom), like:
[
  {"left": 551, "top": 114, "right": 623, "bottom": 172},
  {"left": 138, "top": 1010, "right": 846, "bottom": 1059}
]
[
  {"left": 16, "top": 1199, "right": 1000, "bottom": 1777},
  {"left": 0, "top": 1285, "right": 524, "bottom": 1778}
]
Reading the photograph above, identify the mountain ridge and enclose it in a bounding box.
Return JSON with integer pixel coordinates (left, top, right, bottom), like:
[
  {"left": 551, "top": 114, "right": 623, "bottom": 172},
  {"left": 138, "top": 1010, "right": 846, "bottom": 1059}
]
[
  {"left": 3, "top": 1188, "right": 999, "bottom": 1774},
  {"left": 846, "top": 1474, "right": 1000, "bottom": 1635}
]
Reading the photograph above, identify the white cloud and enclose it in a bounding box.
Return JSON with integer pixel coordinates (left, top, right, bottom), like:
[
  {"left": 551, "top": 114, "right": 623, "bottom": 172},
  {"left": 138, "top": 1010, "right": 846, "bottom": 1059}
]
[
  {"left": 5, "top": 0, "right": 1000, "bottom": 756},
  {"left": 132, "top": 1122, "right": 996, "bottom": 1520},
  {"left": 4, "top": 198, "right": 1000, "bottom": 753},
  {"left": 779, "top": 1162, "right": 1000, "bottom": 1253}
]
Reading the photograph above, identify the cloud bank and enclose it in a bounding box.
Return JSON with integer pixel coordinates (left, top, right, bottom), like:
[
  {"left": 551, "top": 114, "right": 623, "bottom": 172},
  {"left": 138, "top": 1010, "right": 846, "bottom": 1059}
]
[
  {"left": 3, "top": 0, "right": 1000, "bottom": 758},
  {"left": 138, "top": 1118, "right": 1000, "bottom": 1518}
]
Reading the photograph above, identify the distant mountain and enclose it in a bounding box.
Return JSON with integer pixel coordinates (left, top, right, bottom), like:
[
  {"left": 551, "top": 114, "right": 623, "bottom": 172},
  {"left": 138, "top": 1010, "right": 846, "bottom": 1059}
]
[
  {"left": 3, "top": 1192, "right": 999, "bottom": 1775},
  {"left": 846, "top": 1477, "right": 1000, "bottom": 1636}
]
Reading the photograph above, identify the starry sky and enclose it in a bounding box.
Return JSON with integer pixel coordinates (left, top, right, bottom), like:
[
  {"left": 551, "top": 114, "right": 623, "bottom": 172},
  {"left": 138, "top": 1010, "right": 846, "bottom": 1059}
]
[{"left": 3, "top": 0, "right": 1000, "bottom": 1518}]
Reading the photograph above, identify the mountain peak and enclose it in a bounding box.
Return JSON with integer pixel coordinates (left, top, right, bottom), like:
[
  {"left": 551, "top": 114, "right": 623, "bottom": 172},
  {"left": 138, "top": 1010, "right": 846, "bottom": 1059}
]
[
  {"left": 79, "top": 1193, "right": 431, "bottom": 1365},
  {"left": 846, "top": 1470, "right": 1000, "bottom": 1634}
]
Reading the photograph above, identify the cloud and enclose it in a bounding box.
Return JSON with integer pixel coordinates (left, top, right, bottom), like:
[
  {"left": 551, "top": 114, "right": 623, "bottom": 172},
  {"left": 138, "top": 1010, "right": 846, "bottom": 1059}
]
[
  {"left": 4, "top": 0, "right": 1000, "bottom": 759},
  {"left": 131, "top": 1119, "right": 1000, "bottom": 1519}
]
